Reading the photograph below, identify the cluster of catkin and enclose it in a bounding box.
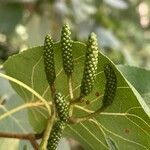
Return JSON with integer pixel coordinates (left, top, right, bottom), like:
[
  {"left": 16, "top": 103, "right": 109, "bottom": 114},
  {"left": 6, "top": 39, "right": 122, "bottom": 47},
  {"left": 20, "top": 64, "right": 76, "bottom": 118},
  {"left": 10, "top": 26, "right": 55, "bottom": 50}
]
[{"left": 43, "top": 24, "right": 117, "bottom": 150}]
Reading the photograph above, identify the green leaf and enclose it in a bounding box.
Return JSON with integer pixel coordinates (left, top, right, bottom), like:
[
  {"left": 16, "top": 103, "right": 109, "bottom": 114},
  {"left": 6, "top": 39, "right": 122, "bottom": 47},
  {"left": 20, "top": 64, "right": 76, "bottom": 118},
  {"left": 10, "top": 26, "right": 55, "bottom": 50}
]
[
  {"left": 105, "top": 137, "right": 118, "bottom": 150},
  {"left": 3, "top": 42, "right": 150, "bottom": 150},
  {"left": 118, "top": 65, "right": 150, "bottom": 106},
  {"left": 0, "top": 139, "right": 20, "bottom": 150},
  {"left": 0, "top": 75, "right": 33, "bottom": 149},
  {"left": 0, "top": 93, "right": 21, "bottom": 150}
]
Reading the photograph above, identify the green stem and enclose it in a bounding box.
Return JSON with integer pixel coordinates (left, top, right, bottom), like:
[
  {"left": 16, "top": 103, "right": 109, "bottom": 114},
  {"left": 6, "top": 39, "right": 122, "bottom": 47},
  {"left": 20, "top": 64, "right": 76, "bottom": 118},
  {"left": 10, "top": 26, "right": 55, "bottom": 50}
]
[
  {"left": 70, "top": 95, "right": 83, "bottom": 104},
  {"left": 39, "top": 114, "right": 55, "bottom": 150},
  {"left": 68, "top": 75, "right": 74, "bottom": 100},
  {"left": 50, "top": 84, "right": 56, "bottom": 99},
  {"left": 39, "top": 83, "right": 56, "bottom": 149},
  {"left": 68, "top": 75, "right": 74, "bottom": 116}
]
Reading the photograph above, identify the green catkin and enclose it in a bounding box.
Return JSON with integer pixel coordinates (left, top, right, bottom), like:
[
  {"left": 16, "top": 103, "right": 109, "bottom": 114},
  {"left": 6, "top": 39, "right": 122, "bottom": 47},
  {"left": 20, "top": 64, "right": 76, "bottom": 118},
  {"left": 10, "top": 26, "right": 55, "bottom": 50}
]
[
  {"left": 61, "top": 24, "right": 73, "bottom": 75},
  {"left": 43, "top": 34, "right": 56, "bottom": 86},
  {"left": 80, "top": 33, "right": 98, "bottom": 96},
  {"left": 47, "top": 120, "right": 66, "bottom": 150},
  {"left": 102, "top": 64, "right": 117, "bottom": 107},
  {"left": 47, "top": 93, "right": 69, "bottom": 149},
  {"left": 54, "top": 93, "right": 69, "bottom": 122}
]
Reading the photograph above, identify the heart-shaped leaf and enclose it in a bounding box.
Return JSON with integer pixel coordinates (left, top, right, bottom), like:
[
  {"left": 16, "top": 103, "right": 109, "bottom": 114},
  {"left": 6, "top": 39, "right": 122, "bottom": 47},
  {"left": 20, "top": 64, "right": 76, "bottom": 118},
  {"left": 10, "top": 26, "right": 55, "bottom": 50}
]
[{"left": 3, "top": 42, "right": 150, "bottom": 150}]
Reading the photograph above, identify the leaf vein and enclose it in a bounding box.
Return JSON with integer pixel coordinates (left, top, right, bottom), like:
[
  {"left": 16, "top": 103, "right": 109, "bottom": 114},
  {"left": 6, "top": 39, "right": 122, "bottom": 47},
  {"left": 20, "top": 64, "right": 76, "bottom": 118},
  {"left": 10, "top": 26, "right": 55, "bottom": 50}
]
[
  {"left": 67, "top": 125, "right": 96, "bottom": 150},
  {"left": 31, "top": 56, "right": 43, "bottom": 100}
]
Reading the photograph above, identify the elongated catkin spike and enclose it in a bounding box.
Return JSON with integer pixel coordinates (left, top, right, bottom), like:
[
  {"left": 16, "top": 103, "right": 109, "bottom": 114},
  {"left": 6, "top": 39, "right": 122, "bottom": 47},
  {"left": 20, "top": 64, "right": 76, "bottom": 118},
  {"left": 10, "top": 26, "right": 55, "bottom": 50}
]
[
  {"left": 102, "top": 64, "right": 117, "bottom": 107},
  {"left": 47, "top": 120, "right": 66, "bottom": 150},
  {"left": 80, "top": 33, "right": 98, "bottom": 96},
  {"left": 55, "top": 93, "right": 69, "bottom": 122},
  {"left": 43, "top": 34, "right": 56, "bottom": 85},
  {"left": 61, "top": 24, "right": 73, "bottom": 75}
]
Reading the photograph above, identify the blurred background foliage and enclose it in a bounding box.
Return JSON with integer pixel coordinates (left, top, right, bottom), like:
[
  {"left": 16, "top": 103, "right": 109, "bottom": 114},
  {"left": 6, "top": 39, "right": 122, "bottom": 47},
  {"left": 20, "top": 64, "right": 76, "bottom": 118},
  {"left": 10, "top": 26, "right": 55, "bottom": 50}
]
[
  {"left": 0, "top": 0, "right": 150, "bottom": 68},
  {"left": 0, "top": 1, "right": 149, "bottom": 149}
]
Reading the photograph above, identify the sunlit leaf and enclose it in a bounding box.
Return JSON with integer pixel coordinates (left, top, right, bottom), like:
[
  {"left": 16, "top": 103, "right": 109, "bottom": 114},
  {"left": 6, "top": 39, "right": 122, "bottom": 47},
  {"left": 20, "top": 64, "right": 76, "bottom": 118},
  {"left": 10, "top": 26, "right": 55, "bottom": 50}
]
[
  {"left": 0, "top": 77, "right": 33, "bottom": 149},
  {"left": 3, "top": 42, "right": 150, "bottom": 150},
  {"left": 118, "top": 65, "right": 150, "bottom": 106}
]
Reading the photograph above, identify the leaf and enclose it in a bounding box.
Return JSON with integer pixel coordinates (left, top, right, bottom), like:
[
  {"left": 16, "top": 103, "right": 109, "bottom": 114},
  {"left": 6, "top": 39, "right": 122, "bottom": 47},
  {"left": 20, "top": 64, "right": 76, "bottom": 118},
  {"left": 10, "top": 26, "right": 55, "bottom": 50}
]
[
  {"left": 0, "top": 75, "right": 33, "bottom": 149},
  {"left": 3, "top": 42, "right": 150, "bottom": 150},
  {"left": 0, "top": 94, "right": 32, "bottom": 132},
  {"left": 57, "top": 138, "right": 70, "bottom": 150},
  {"left": 0, "top": 139, "right": 20, "bottom": 150},
  {"left": 105, "top": 137, "right": 118, "bottom": 150},
  {"left": 118, "top": 65, "right": 150, "bottom": 106}
]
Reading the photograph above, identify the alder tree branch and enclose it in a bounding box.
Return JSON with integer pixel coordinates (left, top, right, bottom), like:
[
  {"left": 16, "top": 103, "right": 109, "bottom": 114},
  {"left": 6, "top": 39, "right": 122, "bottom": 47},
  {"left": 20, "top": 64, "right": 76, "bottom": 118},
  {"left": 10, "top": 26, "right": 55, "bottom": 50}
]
[{"left": 0, "top": 132, "right": 43, "bottom": 150}]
